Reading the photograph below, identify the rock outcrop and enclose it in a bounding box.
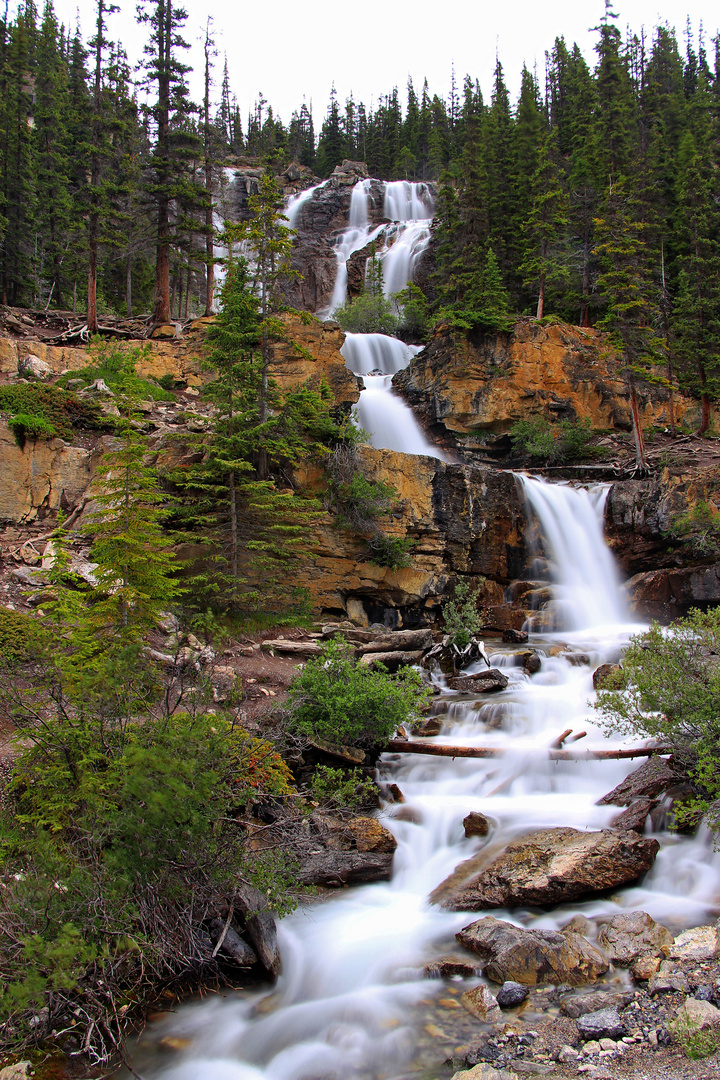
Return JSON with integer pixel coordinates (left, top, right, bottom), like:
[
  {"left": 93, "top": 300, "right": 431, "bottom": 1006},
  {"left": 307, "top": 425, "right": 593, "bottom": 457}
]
[
  {"left": 392, "top": 320, "right": 698, "bottom": 457},
  {"left": 432, "top": 827, "right": 659, "bottom": 910}
]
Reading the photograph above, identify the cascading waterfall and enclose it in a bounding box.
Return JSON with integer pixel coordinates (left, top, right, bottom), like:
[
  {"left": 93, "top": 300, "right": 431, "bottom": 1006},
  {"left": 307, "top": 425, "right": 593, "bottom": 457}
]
[
  {"left": 283, "top": 183, "right": 323, "bottom": 230},
  {"left": 131, "top": 480, "right": 720, "bottom": 1080},
  {"left": 341, "top": 332, "right": 447, "bottom": 459}
]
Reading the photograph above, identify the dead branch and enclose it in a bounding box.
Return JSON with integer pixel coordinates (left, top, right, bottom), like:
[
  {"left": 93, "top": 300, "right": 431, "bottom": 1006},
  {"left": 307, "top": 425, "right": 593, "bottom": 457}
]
[{"left": 385, "top": 739, "right": 667, "bottom": 761}]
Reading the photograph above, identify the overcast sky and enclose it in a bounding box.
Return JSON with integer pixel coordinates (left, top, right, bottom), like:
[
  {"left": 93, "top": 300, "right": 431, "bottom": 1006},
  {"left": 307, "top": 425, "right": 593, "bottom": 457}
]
[{"left": 41, "top": 0, "right": 720, "bottom": 129}]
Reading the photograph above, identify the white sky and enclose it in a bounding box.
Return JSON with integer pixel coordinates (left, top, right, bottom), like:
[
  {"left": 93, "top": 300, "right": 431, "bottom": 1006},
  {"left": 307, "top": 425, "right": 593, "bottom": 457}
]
[{"left": 40, "top": 0, "right": 720, "bottom": 130}]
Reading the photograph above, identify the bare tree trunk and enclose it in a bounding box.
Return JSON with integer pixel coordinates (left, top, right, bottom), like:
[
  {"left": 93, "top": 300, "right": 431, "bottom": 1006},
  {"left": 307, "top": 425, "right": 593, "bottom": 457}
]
[{"left": 629, "top": 379, "right": 647, "bottom": 471}]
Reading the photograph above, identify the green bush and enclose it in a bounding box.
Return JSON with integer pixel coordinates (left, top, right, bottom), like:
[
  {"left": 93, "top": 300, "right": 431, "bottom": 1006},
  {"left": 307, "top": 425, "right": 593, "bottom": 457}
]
[
  {"left": 56, "top": 340, "right": 175, "bottom": 403},
  {"left": 671, "top": 1015, "right": 720, "bottom": 1059},
  {"left": 393, "top": 283, "right": 429, "bottom": 340},
  {"left": 0, "top": 384, "right": 114, "bottom": 442},
  {"left": 510, "top": 416, "right": 597, "bottom": 465},
  {"left": 308, "top": 765, "right": 377, "bottom": 812},
  {"left": 669, "top": 499, "right": 720, "bottom": 557},
  {"left": 7, "top": 412, "right": 56, "bottom": 446},
  {"left": 334, "top": 292, "right": 399, "bottom": 335},
  {"left": 442, "top": 581, "right": 485, "bottom": 649},
  {"left": 596, "top": 608, "right": 720, "bottom": 836},
  {"left": 0, "top": 607, "right": 41, "bottom": 662},
  {"left": 286, "top": 636, "right": 431, "bottom": 749},
  {"left": 365, "top": 531, "right": 415, "bottom": 569}
]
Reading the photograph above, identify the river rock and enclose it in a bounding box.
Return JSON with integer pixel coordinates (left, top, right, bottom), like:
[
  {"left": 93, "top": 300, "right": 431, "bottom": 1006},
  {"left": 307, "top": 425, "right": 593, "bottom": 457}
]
[
  {"left": 447, "top": 669, "right": 509, "bottom": 694},
  {"left": 596, "top": 911, "right": 673, "bottom": 966},
  {"left": 560, "top": 989, "right": 634, "bottom": 1019},
  {"left": 415, "top": 716, "right": 443, "bottom": 737},
  {"left": 496, "top": 981, "right": 530, "bottom": 1007},
  {"left": 436, "top": 827, "right": 659, "bottom": 910},
  {"left": 669, "top": 925, "right": 720, "bottom": 961},
  {"left": 425, "top": 955, "right": 480, "bottom": 979},
  {"left": 502, "top": 629, "right": 528, "bottom": 643},
  {"left": 456, "top": 916, "right": 608, "bottom": 986},
  {"left": 592, "top": 663, "right": 623, "bottom": 690},
  {"left": 671, "top": 997, "right": 720, "bottom": 1031},
  {"left": 207, "top": 918, "right": 257, "bottom": 966},
  {"left": 610, "top": 798, "right": 656, "bottom": 832},
  {"left": 234, "top": 885, "right": 281, "bottom": 979},
  {"left": 576, "top": 1007, "right": 625, "bottom": 1041},
  {"left": 596, "top": 757, "right": 681, "bottom": 806},
  {"left": 451, "top": 1064, "right": 518, "bottom": 1080},
  {"left": 464, "top": 811, "right": 490, "bottom": 838},
  {"left": 461, "top": 984, "right": 502, "bottom": 1023}
]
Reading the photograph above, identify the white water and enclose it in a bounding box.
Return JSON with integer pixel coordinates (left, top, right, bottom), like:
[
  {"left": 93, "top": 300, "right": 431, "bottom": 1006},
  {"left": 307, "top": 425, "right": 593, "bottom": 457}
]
[
  {"left": 341, "top": 332, "right": 447, "bottom": 460},
  {"left": 322, "top": 179, "right": 435, "bottom": 315},
  {"left": 134, "top": 481, "right": 720, "bottom": 1080},
  {"left": 283, "top": 183, "right": 323, "bottom": 230}
]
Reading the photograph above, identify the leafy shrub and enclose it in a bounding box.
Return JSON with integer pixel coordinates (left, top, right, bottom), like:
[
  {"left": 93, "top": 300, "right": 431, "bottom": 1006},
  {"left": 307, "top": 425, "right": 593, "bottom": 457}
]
[
  {"left": 56, "top": 341, "right": 174, "bottom": 403},
  {"left": 334, "top": 291, "right": 398, "bottom": 335},
  {"left": 286, "top": 636, "right": 431, "bottom": 749},
  {"left": 365, "top": 531, "right": 414, "bottom": 569},
  {"left": 393, "top": 283, "right": 429, "bottom": 340},
  {"left": 510, "top": 416, "right": 597, "bottom": 465},
  {"left": 0, "top": 384, "right": 114, "bottom": 442},
  {"left": 7, "top": 413, "right": 56, "bottom": 446},
  {"left": 308, "top": 765, "right": 377, "bottom": 812},
  {"left": 669, "top": 499, "right": 720, "bottom": 557},
  {"left": 596, "top": 608, "right": 720, "bottom": 836},
  {"left": 442, "top": 581, "right": 485, "bottom": 649},
  {"left": 0, "top": 607, "right": 41, "bottom": 662}
]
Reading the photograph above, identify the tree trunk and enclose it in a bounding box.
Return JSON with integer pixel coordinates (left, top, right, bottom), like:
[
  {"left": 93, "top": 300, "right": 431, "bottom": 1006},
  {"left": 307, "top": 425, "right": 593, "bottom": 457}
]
[
  {"left": 126, "top": 257, "right": 132, "bottom": 317},
  {"left": 629, "top": 379, "right": 647, "bottom": 471},
  {"left": 203, "top": 24, "right": 215, "bottom": 316},
  {"left": 152, "top": 0, "right": 172, "bottom": 325}
]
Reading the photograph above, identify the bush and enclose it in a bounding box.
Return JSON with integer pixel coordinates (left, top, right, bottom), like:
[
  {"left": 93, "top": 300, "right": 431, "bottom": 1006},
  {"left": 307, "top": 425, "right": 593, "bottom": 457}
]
[
  {"left": 308, "top": 765, "right": 377, "bottom": 812},
  {"left": 669, "top": 499, "right": 720, "bottom": 557},
  {"left": 0, "top": 607, "right": 42, "bottom": 662},
  {"left": 334, "top": 292, "right": 398, "bottom": 335},
  {"left": 671, "top": 1015, "right": 720, "bottom": 1059},
  {"left": 56, "top": 341, "right": 175, "bottom": 403},
  {"left": 510, "top": 416, "right": 597, "bottom": 465},
  {"left": 7, "top": 412, "right": 56, "bottom": 446},
  {"left": 286, "top": 636, "right": 431, "bottom": 749},
  {"left": 596, "top": 608, "right": 720, "bottom": 835},
  {"left": 0, "top": 384, "right": 114, "bottom": 442},
  {"left": 325, "top": 441, "right": 398, "bottom": 532},
  {"left": 365, "top": 531, "right": 414, "bottom": 569},
  {"left": 442, "top": 581, "right": 485, "bottom": 649}
]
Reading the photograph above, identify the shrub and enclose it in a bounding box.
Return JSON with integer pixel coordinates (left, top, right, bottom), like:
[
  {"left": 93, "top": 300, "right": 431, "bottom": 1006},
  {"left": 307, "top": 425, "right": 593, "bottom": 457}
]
[
  {"left": 334, "top": 292, "right": 398, "bottom": 335},
  {"left": 671, "top": 1015, "right": 720, "bottom": 1059},
  {"left": 7, "top": 413, "right": 56, "bottom": 446},
  {"left": 442, "top": 581, "right": 485, "bottom": 649},
  {"left": 365, "top": 531, "right": 415, "bottom": 569},
  {"left": 308, "top": 765, "right": 377, "bottom": 812},
  {"left": 510, "top": 416, "right": 597, "bottom": 465},
  {"left": 596, "top": 608, "right": 720, "bottom": 836},
  {"left": 0, "top": 384, "right": 114, "bottom": 442},
  {"left": 669, "top": 499, "right": 720, "bottom": 557},
  {"left": 286, "top": 636, "right": 431, "bottom": 749},
  {"left": 0, "top": 607, "right": 42, "bottom": 662},
  {"left": 325, "top": 440, "right": 398, "bottom": 533}
]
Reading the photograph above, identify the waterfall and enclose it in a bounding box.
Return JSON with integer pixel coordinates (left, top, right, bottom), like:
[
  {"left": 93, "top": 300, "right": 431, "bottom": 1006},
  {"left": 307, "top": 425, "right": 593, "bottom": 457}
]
[
  {"left": 130, "top": 479, "right": 720, "bottom": 1080},
  {"left": 283, "top": 183, "right": 323, "bottom": 230},
  {"left": 341, "top": 332, "right": 447, "bottom": 459},
  {"left": 517, "top": 475, "right": 630, "bottom": 632}
]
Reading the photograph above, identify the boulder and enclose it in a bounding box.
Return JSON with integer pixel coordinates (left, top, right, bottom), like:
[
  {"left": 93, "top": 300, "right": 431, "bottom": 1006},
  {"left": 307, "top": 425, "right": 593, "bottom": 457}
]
[
  {"left": 592, "top": 663, "right": 623, "bottom": 690},
  {"left": 502, "top": 629, "right": 528, "bottom": 643},
  {"left": 414, "top": 716, "right": 444, "bottom": 737},
  {"left": 207, "top": 918, "right": 257, "bottom": 967},
  {"left": 447, "top": 669, "right": 509, "bottom": 694},
  {"left": 596, "top": 757, "right": 681, "bottom": 806},
  {"left": 456, "top": 916, "right": 608, "bottom": 987},
  {"left": 596, "top": 911, "right": 673, "bottom": 966},
  {"left": 560, "top": 990, "right": 634, "bottom": 1019},
  {"left": 576, "top": 1007, "right": 625, "bottom": 1041},
  {"left": 671, "top": 997, "right": 720, "bottom": 1032},
  {"left": 463, "top": 811, "right": 490, "bottom": 838},
  {"left": 210, "top": 665, "right": 237, "bottom": 703},
  {"left": 496, "top": 981, "right": 530, "bottom": 1008},
  {"left": 435, "top": 827, "right": 659, "bottom": 910},
  {"left": 18, "top": 353, "right": 51, "bottom": 379},
  {"left": 523, "top": 652, "right": 541, "bottom": 674},
  {"left": 610, "top": 798, "right": 656, "bottom": 832},
  {"left": 669, "top": 925, "right": 720, "bottom": 961},
  {"left": 234, "top": 885, "right": 281, "bottom": 980},
  {"left": 461, "top": 984, "right": 502, "bottom": 1024}
]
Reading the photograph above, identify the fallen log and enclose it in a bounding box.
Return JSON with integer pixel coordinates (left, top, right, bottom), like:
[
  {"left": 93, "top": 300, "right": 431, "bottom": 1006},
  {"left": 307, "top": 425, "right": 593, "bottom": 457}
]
[{"left": 385, "top": 740, "right": 668, "bottom": 761}]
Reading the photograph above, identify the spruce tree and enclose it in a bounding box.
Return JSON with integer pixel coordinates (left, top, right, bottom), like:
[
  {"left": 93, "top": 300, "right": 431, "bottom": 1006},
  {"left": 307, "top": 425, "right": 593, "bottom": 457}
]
[{"left": 519, "top": 130, "right": 570, "bottom": 319}]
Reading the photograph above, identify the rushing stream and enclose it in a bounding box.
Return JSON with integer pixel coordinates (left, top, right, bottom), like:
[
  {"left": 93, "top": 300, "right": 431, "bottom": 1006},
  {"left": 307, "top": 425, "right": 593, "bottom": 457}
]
[{"left": 131, "top": 477, "right": 720, "bottom": 1080}]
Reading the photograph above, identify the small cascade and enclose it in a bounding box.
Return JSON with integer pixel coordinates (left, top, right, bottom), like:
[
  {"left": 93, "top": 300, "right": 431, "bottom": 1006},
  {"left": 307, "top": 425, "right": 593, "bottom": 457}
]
[
  {"left": 341, "top": 332, "right": 446, "bottom": 459},
  {"left": 382, "top": 181, "right": 434, "bottom": 222},
  {"left": 326, "top": 179, "right": 385, "bottom": 315},
  {"left": 517, "top": 475, "right": 630, "bottom": 632},
  {"left": 283, "top": 182, "right": 323, "bottom": 230}
]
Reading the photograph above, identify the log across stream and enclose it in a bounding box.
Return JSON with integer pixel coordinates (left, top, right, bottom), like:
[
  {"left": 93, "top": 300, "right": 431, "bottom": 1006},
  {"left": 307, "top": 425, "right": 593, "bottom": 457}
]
[{"left": 125, "top": 454, "right": 720, "bottom": 1080}]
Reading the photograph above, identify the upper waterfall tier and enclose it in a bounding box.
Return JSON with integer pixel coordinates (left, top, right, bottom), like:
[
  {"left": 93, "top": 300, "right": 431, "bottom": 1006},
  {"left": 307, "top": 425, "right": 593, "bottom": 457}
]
[{"left": 281, "top": 173, "right": 436, "bottom": 315}]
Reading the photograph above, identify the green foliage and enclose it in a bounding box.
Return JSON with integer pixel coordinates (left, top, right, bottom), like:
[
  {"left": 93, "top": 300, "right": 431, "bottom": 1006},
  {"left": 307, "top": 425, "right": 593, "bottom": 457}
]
[
  {"left": 308, "top": 765, "right": 377, "bottom": 812},
  {"left": 671, "top": 1015, "right": 720, "bottom": 1060},
  {"left": 57, "top": 340, "right": 175, "bottom": 402},
  {"left": 325, "top": 440, "right": 398, "bottom": 533},
  {"left": 334, "top": 291, "right": 398, "bottom": 335},
  {"left": 393, "top": 283, "right": 430, "bottom": 340},
  {"left": 0, "top": 384, "right": 114, "bottom": 443},
  {"left": 0, "top": 607, "right": 41, "bottom": 662},
  {"left": 365, "top": 532, "right": 415, "bottom": 569},
  {"left": 7, "top": 413, "right": 56, "bottom": 446},
  {"left": 596, "top": 609, "right": 720, "bottom": 836},
  {"left": 442, "top": 581, "right": 484, "bottom": 649},
  {"left": 286, "top": 636, "right": 431, "bottom": 749},
  {"left": 510, "top": 416, "right": 596, "bottom": 464},
  {"left": 669, "top": 500, "right": 720, "bottom": 556}
]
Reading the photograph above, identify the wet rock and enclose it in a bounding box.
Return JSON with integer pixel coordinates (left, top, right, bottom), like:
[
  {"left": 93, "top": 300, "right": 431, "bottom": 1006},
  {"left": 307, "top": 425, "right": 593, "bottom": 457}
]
[
  {"left": 523, "top": 652, "right": 541, "bottom": 674},
  {"left": 669, "top": 925, "right": 720, "bottom": 961},
  {"left": 450, "top": 1063, "right": 518, "bottom": 1080},
  {"left": 576, "top": 1008, "right": 625, "bottom": 1041},
  {"left": 503, "top": 628, "right": 528, "bottom": 643},
  {"left": 596, "top": 757, "right": 681, "bottom": 806},
  {"left": 425, "top": 955, "right": 480, "bottom": 979},
  {"left": 596, "top": 911, "right": 673, "bottom": 966},
  {"left": 564, "top": 651, "right": 590, "bottom": 666},
  {"left": 461, "top": 984, "right": 502, "bottom": 1024},
  {"left": 592, "top": 663, "right": 623, "bottom": 690},
  {"left": 414, "top": 716, "right": 444, "bottom": 737},
  {"left": 631, "top": 954, "right": 662, "bottom": 980},
  {"left": 671, "top": 997, "right": 720, "bottom": 1031},
  {"left": 436, "top": 827, "right": 659, "bottom": 910},
  {"left": 496, "top": 981, "right": 530, "bottom": 1008},
  {"left": 234, "top": 885, "right": 281, "bottom": 980},
  {"left": 297, "top": 850, "right": 395, "bottom": 887},
  {"left": 561, "top": 914, "right": 594, "bottom": 937},
  {"left": 207, "top": 918, "right": 257, "bottom": 967},
  {"left": 560, "top": 990, "right": 634, "bottom": 1019},
  {"left": 464, "top": 811, "right": 491, "bottom": 838},
  {"left": 610, "top": 799, "right": 656, "bottom": 832},
  {"left": 456, "top": 916, "right": 608, "bottom": 987},
  {"left": 447, "top": 669, "right": 509, "bottom": 694}
]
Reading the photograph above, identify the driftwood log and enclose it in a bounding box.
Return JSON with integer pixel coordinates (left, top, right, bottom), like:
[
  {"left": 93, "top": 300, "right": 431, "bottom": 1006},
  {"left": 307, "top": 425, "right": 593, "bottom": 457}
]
[{"left": 385, "top": 740, "right": 667, "bottom": 761}]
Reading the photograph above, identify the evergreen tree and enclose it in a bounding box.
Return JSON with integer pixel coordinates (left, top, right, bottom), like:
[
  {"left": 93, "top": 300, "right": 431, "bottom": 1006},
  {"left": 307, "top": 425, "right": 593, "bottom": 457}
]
[{"left": 519, "top": 130, "right": 570, "bottom": 318}]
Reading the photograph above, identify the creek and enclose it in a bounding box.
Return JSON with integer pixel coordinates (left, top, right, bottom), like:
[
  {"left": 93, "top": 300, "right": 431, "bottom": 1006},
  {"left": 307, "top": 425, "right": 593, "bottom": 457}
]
[{"left": 131, "top": 475, "right": 720, "bottom": 1080}]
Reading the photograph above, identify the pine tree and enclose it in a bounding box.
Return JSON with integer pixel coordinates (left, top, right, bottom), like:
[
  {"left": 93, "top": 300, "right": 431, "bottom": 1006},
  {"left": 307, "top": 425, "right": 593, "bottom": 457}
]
[{"left": 519, "top": 130, "right": 570, "bottom": 318}]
